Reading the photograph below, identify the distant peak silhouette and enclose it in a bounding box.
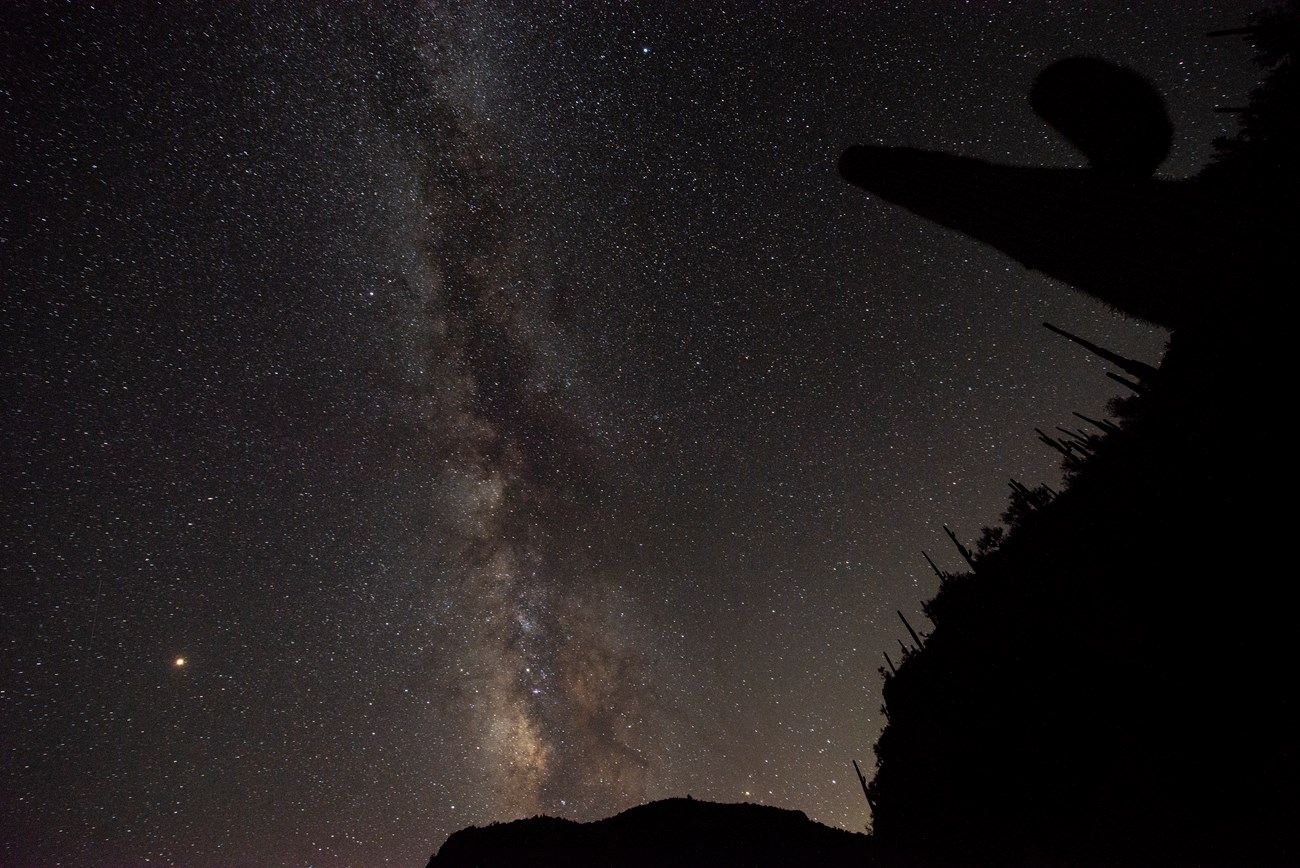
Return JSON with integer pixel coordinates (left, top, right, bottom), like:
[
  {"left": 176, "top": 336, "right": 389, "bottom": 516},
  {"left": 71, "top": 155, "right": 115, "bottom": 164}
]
[
  {"left": 425, "top": 798, "right": 877, "bottom": 867},
  {"left": 1030, "top": 57, "right": 1173, "bottom": 178}
]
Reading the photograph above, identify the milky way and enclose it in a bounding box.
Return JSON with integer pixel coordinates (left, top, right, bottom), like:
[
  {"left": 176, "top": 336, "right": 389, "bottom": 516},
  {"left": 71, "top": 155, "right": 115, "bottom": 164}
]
[
  {"left": 373, "top": 6, "right": 656, "bottom": 818},
  {"left": 4, "top": 2, "right": 1266, "bottom": 865}
]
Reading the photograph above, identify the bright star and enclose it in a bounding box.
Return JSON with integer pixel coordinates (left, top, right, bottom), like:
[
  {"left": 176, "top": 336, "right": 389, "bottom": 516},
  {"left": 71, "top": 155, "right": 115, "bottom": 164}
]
[{"left": 174, "top": 657, "right": 186, "bottom": 667}]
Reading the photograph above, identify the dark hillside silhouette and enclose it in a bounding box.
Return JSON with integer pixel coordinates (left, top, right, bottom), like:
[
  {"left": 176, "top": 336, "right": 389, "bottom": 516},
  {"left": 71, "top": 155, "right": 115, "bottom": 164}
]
[{"left": 842, "top": 4, "right": 1299, "bottom": 866}]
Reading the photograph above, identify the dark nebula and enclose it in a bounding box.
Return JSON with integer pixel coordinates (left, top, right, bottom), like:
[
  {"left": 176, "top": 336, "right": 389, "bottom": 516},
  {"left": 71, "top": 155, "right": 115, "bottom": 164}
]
[{"left": 2, "top": 2, "right": 1267, "bottom": 865}]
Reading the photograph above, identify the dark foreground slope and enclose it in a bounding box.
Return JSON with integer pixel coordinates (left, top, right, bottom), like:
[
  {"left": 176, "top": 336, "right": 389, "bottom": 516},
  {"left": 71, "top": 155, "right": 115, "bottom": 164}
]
[
  {"left": 426, "top": 798, "right": 886, "bottom": 868},
  {"left": 849, "top": 7, "right": 1300, "bottom": 868},
  {"left": 866, "top": 332, "right": 1298, "bottom": 867}
]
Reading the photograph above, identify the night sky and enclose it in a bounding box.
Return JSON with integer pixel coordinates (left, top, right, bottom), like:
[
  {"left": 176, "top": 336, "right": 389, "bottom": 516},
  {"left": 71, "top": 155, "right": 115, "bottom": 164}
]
[{"left": 3, "top": 2, "right": 1265, "bottom": 865}]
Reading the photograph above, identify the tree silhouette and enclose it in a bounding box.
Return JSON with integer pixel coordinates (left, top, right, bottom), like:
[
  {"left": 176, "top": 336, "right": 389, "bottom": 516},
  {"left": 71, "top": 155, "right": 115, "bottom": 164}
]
[{"left": 845, "top": 4, "right": 1300, "bottom": 866}]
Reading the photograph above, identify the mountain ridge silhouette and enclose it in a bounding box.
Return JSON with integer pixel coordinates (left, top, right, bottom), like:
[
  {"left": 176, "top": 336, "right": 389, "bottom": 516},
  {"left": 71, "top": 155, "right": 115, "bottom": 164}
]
[{"left": 425, "top": 797, "right": 885, "bottom": 868}]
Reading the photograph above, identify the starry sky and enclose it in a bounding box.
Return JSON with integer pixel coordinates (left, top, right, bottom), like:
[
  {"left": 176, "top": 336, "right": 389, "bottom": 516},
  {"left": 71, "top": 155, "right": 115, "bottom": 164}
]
[{"left": 3, "top": 2, "right": 1266, "bottom": 865}]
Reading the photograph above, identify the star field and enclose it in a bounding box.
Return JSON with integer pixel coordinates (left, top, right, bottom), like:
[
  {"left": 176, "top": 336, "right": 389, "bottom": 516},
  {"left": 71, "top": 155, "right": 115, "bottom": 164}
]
[{"left": 3, "top": 2, "right": 1265, "bottom": 865}]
